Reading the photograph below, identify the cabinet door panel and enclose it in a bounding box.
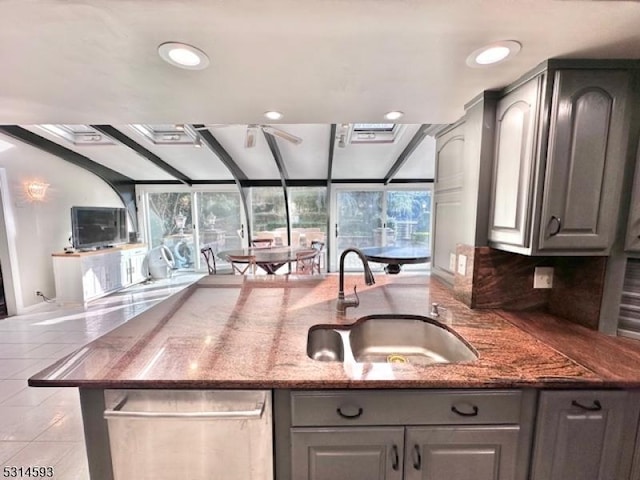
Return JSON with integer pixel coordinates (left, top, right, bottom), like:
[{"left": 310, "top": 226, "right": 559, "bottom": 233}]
[
  {"left": 531, "top": 390, "right": 629, "bottom": 480},
  {"left": 539, "top": 70, "right": 629, "bottom": 251},
  {"left": 625, "top": 142, "right": 640, "bottom": 252},
  {"left": 291, "top": 427, "right": 403, "bottom": 480},
  {"left": 405, "top": 426, "right": 519, "bottom": 480},
  {"left": 489, "top": 76, "right": 541, "bottom": 248}
]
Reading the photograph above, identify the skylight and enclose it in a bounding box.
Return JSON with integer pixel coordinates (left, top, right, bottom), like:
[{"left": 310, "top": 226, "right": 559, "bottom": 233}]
[
  {"left": 37, "top": 125, "right": 115, "bottom": 146},
  {"left": 349, "top": 124, "right": 405, "bottom": 144},
  {"left": 130, "top": 124, "right": 202, "bottom": 146}
]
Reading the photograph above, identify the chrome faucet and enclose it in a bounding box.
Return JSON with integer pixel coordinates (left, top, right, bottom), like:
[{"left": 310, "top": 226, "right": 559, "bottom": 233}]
[{"left": 337, "top": 248, "right": 376, "bottom": 313}]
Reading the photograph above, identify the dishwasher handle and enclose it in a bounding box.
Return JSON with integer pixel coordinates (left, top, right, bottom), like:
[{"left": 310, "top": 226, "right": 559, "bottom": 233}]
[{"left": 104, "top": 396, "right": 266, "bottom": 420}]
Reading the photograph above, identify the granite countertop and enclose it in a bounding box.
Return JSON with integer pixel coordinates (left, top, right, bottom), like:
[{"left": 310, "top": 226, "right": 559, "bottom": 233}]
[{"left": 27, "top": 274, "right": 640, "bottom": 389}]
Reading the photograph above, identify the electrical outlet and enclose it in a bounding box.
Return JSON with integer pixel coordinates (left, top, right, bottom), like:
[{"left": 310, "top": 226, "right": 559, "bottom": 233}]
[
  {"left": 457, "top": 254, "right": 467, "bottom": 276},
  {"left": 35, "top": 290, "right": 42, "bottom": 297},
  {"left": 533, "top": 267, "right": 554, "bottom": 289},
  {"left": 449, "top": 253, "right": 457, "bottom": 272}
]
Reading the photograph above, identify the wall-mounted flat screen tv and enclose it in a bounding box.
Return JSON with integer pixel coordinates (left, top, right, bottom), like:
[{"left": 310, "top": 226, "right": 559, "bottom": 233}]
[{"left": 71, "top": 206, "right": 128, "bottom": 250}]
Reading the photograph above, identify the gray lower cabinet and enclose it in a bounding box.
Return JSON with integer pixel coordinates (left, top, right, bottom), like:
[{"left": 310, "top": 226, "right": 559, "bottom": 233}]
[
  {"left": 277, "top": 390, "right": 534, "bottom": 480},
  {"left": 291, "top": 427, "right": 404, "bottom": 480},
  {"left": 530, "top": 390, "right": 636, "bottom": 480},
  {"left": 405, "top": 426, "right": 520, "bottom": 480}
]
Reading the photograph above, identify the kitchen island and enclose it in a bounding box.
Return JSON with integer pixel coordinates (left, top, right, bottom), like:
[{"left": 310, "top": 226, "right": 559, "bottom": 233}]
[{"left": 28, "top": 274, "right": 640, "bottom": 480}]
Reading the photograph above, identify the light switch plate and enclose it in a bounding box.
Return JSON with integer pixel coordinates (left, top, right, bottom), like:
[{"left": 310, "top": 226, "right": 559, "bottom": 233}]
[
  {"left": 449, "top": 253, "right": 457, "bottom": 272},
  {"left": 457, "top": 254, "right": 467, "bottom": 276},
  {"left": 534, "top": 267, "right": 554, "bottom": 289}
]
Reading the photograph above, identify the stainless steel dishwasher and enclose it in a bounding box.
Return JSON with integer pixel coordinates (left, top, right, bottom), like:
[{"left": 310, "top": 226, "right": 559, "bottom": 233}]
[{"left": 104, "top": 390, "right": 273, "bottom": 480}]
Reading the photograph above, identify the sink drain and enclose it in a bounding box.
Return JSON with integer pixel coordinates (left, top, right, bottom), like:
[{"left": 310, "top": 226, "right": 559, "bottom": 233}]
[{"left": 387, "top": 354, "right": 407, "bottom": 364}]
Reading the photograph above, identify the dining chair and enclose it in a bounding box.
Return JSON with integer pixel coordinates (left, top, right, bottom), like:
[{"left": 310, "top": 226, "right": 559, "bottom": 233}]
[
  {"left": 200, "top": 246, "right": 216, "bottom": 274},
  {"left": 251, "top": 238, "right": 274, "bottom": 248},
  {"left": 228, "top": 255, "right": 257, "bottom": 275},
  {"left": 310, "top": 240, "right": 325, "bottom": 274},
  {"left": 295, "top": 249, "right": 317, "bottom": 275}
]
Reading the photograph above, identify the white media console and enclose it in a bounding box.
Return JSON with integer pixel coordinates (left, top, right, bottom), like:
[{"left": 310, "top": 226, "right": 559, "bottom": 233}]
[{"left": 52, "top": 244, "right": 148, "bottom": 305}]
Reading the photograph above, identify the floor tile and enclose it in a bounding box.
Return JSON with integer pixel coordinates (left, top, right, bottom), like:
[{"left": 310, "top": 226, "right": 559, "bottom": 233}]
[
  {"left": 0, "top": 441, "right": 29, "bottom": 464},
  {"left": 37, "top": 413, "right": 85, "bottom": 442},
  {"left": 4, "top": 441, "right": 77, "bottom": 471},
  {"left": 0, "top": 344, "right": 42, "bottom": 358},
  {"left": 52, "top": 443, "right": 89, "bottom": 480},
  {"left": 0, "top": 405, "right": 66, "bottom": 441},
  {"left": 0, "top": 380, "right": 28, "bottom": 404},
  {"left": 0, "top": 359, "right": 42, "bottom": 379},
  {"left": 2, "top": 386, "right": 61, "bottom": 407}
]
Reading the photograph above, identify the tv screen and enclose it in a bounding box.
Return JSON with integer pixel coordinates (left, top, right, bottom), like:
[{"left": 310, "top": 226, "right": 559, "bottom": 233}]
[{"left": 71, "top": 206, "right": 128, "bottom": 249}]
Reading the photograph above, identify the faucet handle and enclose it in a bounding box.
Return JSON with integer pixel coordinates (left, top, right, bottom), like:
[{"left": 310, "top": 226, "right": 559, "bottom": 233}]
[
  {"left": 352, "top": 285, "right": 360, "bottom": 308},
  {"left": 430, "top": 303, "right": 440, "bottom": 317}
]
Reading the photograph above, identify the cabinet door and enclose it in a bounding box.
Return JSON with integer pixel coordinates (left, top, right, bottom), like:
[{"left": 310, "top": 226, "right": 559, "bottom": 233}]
[
  {"left": 625, "top": 143, "right": 640, "bottom": 252},
  {"left": 291, "top": 427, "right": 403, "bottom": 480},
  {"left": 432, "top": 123, "right": 465, "bottom": 284},
  {"left": 539, "top": 70, "right": 630, "bottom": 251},
  {"left": 531, "top": 390, "right": 629, "bottom": 480},
  {"left": 404, "top": 426, "right": 520, "bottom": 480},
  {"left": 488, "top": 76, "right": 542, "bottom": 248}
]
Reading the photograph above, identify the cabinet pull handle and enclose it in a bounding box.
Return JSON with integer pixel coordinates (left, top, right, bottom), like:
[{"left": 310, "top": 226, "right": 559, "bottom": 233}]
[
  {"left": 451, "top": 404, "right": 479, "bottom": 416},
  {"left": 336, "top": 406, "right": 363, "bottom": 419},
  {"left": 391, "top": 445, "right": 399, "bottom": 471},
  {"left": 549, "top": 216, "right": 562, "bottom": 236},
  {"left": 413, "top": 445, "right": 422, "bottom": 470},
  {"left": 335, "top": 223, "right": 339, "bottom": 238},
  {"left": 571, "top": 400, "right": 602, "bottom": 411}
]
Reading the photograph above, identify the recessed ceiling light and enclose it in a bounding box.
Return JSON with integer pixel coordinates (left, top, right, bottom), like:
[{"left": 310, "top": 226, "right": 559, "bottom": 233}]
[
  {"left": 384, "top": 111, "right": 404, "bottom": 121},
  {"left": 264, "top": 111, "right": 283, "bottom": 120},
  {"left": 158, "top": 42, "right": 210, "bottom": 70},
  {"left": 466, "top": 41, "right": 521, "bottom": 68}
]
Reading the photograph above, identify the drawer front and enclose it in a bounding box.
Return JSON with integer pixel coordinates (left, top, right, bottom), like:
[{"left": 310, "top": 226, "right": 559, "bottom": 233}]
[{"left": 291, "top": 390, "right": 523, "bottom": 426}]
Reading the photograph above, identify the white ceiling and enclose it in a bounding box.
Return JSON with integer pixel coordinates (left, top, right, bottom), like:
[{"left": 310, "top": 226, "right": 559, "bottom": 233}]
[{"left": 2, "top": 0, "right": 640, "bottom": 182}]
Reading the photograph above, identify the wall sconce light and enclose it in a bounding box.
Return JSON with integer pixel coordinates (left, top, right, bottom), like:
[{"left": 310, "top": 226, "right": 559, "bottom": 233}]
[{"left": 26, "top": 181, "right": 50, "bottom": 201}]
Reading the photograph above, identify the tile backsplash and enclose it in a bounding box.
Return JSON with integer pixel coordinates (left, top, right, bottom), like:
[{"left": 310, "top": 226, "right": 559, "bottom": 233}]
[{"left": 453, "top": 245, "right": 607, "bottom": 329}]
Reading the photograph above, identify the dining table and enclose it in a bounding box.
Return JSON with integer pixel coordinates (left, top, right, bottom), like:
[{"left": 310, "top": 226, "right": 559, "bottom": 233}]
[
  {"left": 217, "top": 246, "right": 306, "bottom": 274},
  {"left": 359, "top": 245, "right": 431, "bottom": 274}
]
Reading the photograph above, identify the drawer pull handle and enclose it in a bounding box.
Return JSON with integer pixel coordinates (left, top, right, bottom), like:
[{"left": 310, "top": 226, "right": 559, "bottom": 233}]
[
  {"left": 451, "top": 405, "right": 479, "bottom": 417},
  {"left": 336, "top": 406, "right": 363, "bottom": 419},
  {"left": 391, "top": 445, "right": 399, "bottom": 471},
  {"left": 571, "top": 400, "right": 602, "bottom": 411},
  {"left": 549, "top": 216, "right": 562, "bottom": 236},
  {"left": 413, "top": 445, "right": 422, "bottom": 470}
]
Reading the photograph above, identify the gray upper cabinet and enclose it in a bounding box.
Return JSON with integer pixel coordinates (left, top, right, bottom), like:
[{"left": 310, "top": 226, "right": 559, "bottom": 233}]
[
  {"left": 488, "top": 75, "right": 543, "bottom": 248},
  {"left": 489, "top": 66, "right": 631, "bottom": 255},
  {"left": 432, "top": 122, "right": 465, "bottom": 283},
  {"left": 625, "top": 142, "right": 640, "bottom": 253},
  {"left": 539, "top": 70, "right": 630, "bottom": 251},
  {"left": 531, "top": 390, "right": 635, "bottom": 480}
]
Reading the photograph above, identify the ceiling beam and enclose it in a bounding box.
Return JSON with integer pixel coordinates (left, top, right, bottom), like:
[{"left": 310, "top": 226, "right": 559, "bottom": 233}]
[
  {"left": 195, "top": 125, "right": 252, "bottom": 242},
  {"left": 327, "top": 124, "right": 336, "bottom": 184},
  {"left": 264, "top": 131, "right": 292, "bottom": 247},
  {"left": 194, "top": 125, "right": 249, "bottom": 183},
  {"left": 0, "top": 125, "right": 139, "bottom": 231},
  {"left": 91, "top": 125, "right": 193, "bottom": 186},
  {"left": 383, "top": 124, "right": 431, "bottom": 185}
]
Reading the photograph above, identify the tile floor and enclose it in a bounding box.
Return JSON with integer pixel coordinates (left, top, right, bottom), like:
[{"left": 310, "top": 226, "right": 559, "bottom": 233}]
[{"left": 0, "top": 272, "right": 204, "bottom": 479}]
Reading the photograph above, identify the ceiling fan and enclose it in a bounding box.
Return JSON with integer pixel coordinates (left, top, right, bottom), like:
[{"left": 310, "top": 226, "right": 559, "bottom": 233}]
[{"left": 192, "top": 124, "right": 303, "bottom": 148}]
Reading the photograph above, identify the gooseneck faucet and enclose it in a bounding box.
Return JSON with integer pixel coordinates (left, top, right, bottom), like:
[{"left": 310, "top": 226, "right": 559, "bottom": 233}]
[{"left": 337, "top": 248, "right": 376, "bottom": 313}]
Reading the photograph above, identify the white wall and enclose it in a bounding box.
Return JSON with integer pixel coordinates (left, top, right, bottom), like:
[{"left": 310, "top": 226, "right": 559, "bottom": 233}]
[{"left": 0, "top": 133, "right": 123, "bottom": 313}]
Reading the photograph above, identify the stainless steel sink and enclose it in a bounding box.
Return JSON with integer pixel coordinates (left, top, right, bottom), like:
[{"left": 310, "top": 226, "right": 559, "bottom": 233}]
[
  {"left": 307, "top": 326, "right": 344, "bottom": 362},
  {"left": 307, "top": 314, "right": 477, "bottom": 365}
]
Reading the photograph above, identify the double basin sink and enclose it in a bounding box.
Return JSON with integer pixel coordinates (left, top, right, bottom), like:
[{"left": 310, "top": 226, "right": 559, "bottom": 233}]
[{"left": 307, "top": 314, "right": 477, "bottom": 366}]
